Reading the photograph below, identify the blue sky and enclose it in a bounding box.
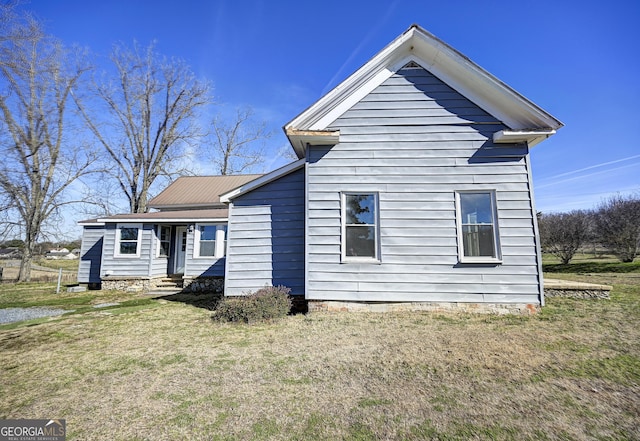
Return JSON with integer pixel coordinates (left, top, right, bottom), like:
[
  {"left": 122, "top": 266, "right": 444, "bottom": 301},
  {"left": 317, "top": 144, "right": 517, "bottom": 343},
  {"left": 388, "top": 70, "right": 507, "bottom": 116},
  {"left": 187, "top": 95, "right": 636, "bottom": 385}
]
[{"left": 20, "top": 0, "right": 640, "bottom": 232}]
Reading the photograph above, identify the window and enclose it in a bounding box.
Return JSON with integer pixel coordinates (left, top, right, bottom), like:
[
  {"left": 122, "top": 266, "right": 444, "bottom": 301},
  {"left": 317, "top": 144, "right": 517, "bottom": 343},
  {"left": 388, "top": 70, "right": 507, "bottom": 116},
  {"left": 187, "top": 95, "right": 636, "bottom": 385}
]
[
  {"left": 115, "top": 223, "right": 141, "bottom": 257},
  {"left": 342, "top": 193, "right": 379, "bottom": 261},
  {"left": 157, "top": 225, "right": 171, "bottom": 257},
  {"left": 194, "top": 224, "right": 227, "bottom": 258},
  {"left": 456, "top": 191, "right": 501, "bottom": 262}
]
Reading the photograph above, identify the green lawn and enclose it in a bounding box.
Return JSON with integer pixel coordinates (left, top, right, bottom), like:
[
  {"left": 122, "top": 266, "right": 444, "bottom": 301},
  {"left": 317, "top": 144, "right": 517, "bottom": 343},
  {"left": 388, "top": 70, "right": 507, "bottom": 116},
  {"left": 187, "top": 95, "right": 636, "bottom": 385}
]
[{"left": 0, "top": 268, "right": 638, "bottom": 440}]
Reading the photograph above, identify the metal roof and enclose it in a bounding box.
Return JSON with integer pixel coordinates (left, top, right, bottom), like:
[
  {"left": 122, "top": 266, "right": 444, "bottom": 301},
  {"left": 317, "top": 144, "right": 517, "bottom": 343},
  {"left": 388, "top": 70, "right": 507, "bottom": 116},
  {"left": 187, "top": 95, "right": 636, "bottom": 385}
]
[{"left": 148, "top": 175, "right": 262, "bottom": 209}]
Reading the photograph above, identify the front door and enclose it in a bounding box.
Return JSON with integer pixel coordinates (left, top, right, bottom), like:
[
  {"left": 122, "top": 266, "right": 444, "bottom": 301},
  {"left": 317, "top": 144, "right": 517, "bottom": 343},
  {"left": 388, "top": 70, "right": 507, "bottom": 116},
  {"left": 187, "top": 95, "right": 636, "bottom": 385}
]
[{"left": 174, "top": 226, "right": 187, "bottom": 274}]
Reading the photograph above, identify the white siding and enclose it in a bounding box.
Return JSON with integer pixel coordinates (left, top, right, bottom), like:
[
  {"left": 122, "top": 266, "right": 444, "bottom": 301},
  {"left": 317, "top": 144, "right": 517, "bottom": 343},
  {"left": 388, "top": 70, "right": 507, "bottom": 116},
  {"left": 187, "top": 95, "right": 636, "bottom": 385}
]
[
  {"left": 225, "top": 168, "right": 305, "bottom": 296},
  {"left": 306, "top": 66, "right": 542, "bottom": 303},
  {"left": 184, "top": 226, "right": 226, "bottom": 277},
  {"left": 100, "top": 224, "right": 154, "bottom": 277}
]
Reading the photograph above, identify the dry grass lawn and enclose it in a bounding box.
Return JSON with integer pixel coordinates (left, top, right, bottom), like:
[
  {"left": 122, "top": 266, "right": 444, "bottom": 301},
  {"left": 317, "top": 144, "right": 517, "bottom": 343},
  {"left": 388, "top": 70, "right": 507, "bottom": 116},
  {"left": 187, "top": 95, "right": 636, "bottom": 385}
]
[{"left": 0, "top": 274, "right": 638, "bottom": 440}]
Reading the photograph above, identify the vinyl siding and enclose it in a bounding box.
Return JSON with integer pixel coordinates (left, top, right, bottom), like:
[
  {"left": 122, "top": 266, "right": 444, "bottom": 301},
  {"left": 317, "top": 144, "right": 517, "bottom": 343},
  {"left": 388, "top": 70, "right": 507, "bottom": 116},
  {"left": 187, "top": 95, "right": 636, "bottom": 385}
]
[
  {"left": 100, "top": 224, "right": 154, "bottom": 277},
  {"left": 78, "top": 225, "right": 104, "bottom": 283},
  {"left": 225, "top": 167, "right": 305, "bottom": 296},
  {"left": 184, "top": 225, "right": 226, "bottom": 277},
  {"left": 306, "top": 66, "right": 541, "bottom": 303}
]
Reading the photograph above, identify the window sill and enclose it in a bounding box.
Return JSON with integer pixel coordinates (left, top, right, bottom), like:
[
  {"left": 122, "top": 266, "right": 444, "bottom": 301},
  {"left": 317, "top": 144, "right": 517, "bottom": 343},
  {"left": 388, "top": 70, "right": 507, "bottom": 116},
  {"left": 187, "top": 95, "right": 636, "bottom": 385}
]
[
  {"left": 458, "top": 257, "right": 502, "bottom": 265},
  {"left": 341, "top": 258, "right": 381, "bottom": 264},
  {"left": 113, "top": 254, "right": 141, "bottom": 259}
]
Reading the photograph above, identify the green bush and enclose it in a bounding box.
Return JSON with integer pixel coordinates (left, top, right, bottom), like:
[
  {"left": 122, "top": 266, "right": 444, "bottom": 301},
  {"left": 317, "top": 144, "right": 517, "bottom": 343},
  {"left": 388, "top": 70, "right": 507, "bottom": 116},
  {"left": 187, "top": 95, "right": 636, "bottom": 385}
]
[{"left": 213, "top": 285, "right": 292, "bottom": 324}]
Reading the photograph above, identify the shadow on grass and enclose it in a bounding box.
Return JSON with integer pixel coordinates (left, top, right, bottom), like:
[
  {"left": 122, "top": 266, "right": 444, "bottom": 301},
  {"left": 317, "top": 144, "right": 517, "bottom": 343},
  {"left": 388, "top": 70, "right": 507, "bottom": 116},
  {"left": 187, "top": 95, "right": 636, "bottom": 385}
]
[
  {"left": 154, "top": 291, "right": 309, "bottom": 315},
  {"left": 544, "top": 260, "right": 640, "bottom": 274},
  {"left": 153, "top": 291, "right": 224, "bottom": 311}
]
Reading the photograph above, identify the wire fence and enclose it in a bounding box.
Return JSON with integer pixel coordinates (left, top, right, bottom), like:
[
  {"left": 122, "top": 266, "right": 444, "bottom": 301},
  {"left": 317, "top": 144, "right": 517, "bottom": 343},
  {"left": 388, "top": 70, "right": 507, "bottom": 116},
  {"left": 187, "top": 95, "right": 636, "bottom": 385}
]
[{"left": 0, "top": 272, "right": 78, "bottom": 284}]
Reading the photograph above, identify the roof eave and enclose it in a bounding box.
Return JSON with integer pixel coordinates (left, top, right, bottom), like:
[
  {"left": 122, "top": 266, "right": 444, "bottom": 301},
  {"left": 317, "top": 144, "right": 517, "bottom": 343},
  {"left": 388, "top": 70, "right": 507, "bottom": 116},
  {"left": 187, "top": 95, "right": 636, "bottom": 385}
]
[
  {"left": 284, "top": 24, "right": 563, "bottom": 139},
  {"left": 284, "top": 129, "right": 340, "bottom": 159},
  {"left": 493, "top": 129, "right": 557, "bottom": 147},
  {"left": 97, "top": 217, "right": 228, "bottom": 223},
  {"left": 221, "top": 158, "right": 307, "bottom": 202}
]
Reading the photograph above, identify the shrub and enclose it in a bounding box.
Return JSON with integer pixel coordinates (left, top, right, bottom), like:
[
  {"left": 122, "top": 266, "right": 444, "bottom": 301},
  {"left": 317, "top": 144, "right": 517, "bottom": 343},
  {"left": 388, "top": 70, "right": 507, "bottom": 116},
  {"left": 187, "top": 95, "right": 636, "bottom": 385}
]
[{"left": 213, "top": 285, "right": 292, "bottom": 324}]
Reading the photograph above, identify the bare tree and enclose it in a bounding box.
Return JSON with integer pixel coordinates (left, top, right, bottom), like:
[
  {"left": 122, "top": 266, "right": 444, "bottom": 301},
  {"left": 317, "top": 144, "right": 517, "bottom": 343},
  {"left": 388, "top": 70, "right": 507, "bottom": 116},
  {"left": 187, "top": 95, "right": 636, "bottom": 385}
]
[
  {"left": 211, "top": 107, "right": 269, "bottom": 175},
  {"left": 0, "top": 7, "right": 94, "bottom": 281},
  {"left": 75, "top": 42, "right": 212, "bottom": 213},
  {"left": 594, "top": 193, "right": 640, "bottom": 262},
  {"left": 538, "top": 210, "right": 591, "bottom": 264}
]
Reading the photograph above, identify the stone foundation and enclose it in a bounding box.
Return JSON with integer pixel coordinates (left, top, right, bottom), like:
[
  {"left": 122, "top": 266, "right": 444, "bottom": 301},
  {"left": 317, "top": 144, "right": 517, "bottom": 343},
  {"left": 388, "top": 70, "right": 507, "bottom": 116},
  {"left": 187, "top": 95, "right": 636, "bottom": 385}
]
[
  {"left": 307, "top": 301, "right": 540, "bottom": 315},
  {"left": 182, "top": 276, "right": 224, "bottom": 293},
  {"left": 544, "top": 289, "right": 610, "bottom": 299},
  {"left": 544, "top": 279, "right": 611, "bottom": 300},
  {"left": 101, "top": 277, "right": 157, "bottom": 292}
]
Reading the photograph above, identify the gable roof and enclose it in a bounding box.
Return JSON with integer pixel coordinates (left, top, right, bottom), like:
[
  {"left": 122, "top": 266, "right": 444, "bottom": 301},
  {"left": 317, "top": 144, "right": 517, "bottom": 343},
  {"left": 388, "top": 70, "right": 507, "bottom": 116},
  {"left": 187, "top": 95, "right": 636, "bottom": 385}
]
[
  {"left": 285, "top": 24, "right": 562, "bottom": 157},
  {"left": 148, "top": 175, "right": 262, "bottom": 209}
]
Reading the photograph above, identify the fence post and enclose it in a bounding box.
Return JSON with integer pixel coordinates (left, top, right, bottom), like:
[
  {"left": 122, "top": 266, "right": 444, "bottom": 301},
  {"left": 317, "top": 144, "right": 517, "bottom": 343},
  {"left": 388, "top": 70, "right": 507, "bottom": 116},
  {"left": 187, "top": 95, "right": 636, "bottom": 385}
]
[
  {"left": 0, "top": 267, "right": 3, "bottom": 281},
  {"left": 56, "top": 268, "right": 62, "bottom": 294}
]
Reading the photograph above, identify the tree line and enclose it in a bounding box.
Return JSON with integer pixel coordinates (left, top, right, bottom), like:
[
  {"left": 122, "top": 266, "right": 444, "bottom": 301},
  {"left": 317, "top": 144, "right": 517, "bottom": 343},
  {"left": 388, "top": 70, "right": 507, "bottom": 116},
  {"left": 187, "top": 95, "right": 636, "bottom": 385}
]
[
  {"left": 0, "top": 5, "right": 274, "bottom": 281},
  {"left": 538, "top": 193, "right": 640, "bottom": 264}
]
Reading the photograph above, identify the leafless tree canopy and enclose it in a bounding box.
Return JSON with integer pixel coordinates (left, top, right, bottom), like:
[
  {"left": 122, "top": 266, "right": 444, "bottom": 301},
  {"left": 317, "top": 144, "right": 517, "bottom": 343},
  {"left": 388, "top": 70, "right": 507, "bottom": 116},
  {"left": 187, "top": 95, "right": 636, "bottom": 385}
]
[
  {"left": 75, "top": 42, "right": 212, "bottom": 213},
  {"left": 538, "top": 210, "right": 591, "bottom": 264},
  {"left": 0, "top": 5, "right": 94, "bottom": 281},
  {"left": 211, "top": 107, "right": 269, "bottom": 175},
  {"left": 594, "top": 193, "right": 640, "bottom": 263}
]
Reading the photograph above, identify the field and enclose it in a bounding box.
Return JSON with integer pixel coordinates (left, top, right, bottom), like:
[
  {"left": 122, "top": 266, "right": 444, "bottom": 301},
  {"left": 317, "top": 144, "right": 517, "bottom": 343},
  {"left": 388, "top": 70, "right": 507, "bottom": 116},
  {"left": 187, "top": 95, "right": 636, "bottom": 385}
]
[
  {"left": 0, "top": 262, "right": 638, "bottom": 440},
  {"left": 0, "top": 258, "right": 78, "bottom": 283}
]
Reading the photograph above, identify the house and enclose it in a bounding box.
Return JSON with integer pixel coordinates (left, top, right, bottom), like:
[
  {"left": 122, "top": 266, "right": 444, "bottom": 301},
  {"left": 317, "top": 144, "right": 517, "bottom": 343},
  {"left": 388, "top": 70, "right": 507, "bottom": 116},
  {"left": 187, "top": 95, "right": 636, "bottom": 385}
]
[
  {"left": 0, "top": 248, "right": 22, "bottom": 260},
  {"left": 45, "top": 248, "right": 77, "bottom": 260},
  {"left": 78, "top": 175, "right": 260, "bottom": 291},
  {"left": 79, "top": 25, "right": 562, "bottom": 312}
]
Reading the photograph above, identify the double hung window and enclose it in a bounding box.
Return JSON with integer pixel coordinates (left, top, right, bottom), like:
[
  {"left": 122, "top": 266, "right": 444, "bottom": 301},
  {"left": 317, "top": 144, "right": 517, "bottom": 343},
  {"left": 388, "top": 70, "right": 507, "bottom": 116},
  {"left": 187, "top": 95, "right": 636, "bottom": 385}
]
[
  {"left": 115, "top": 224, "right": 141, "bottom": 257},
  {"left": 456, "top": 191, "right": 501, "bottom": 262},
  {"left": 342, "top": 193, "right": 379, "bottom": 261},
  {"left": 194, "top": 224, "right": 227, "bottom": 258},
  {"left": 157, "top": 226, "right": 171, "bottom": 257}
]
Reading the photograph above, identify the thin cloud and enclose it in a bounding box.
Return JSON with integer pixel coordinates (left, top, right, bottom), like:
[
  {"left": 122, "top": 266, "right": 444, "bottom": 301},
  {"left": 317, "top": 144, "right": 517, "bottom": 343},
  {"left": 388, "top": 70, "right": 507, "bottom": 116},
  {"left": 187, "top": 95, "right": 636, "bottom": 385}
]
[
  {"left": 542, "top": 153, "right": 640, "bottom": 181},
  {"left": 536, "top": 160, "right": 640, "bottom": 189},
  {"left": 320, "top": 0, "right": 401, "bottom": 96}
]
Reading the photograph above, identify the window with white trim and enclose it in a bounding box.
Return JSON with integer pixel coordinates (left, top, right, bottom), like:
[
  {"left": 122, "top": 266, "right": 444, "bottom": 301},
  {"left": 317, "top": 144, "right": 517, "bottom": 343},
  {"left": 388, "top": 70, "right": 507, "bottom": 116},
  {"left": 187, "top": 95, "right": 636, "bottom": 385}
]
[
  {"left": 456, "top": 191, "right": 501, "bottom": 262},
  {"left": 342, "top": 193, "right": 379, "bottom": 261},
  {"left": 157, "top": 225, "right": 171, "bottom": 257},
  {"left": 194, "top": 224, "right": 227, "bottom": 258},
  {"left": 115, "top": 223, "right": 141, "bottom": 257}
]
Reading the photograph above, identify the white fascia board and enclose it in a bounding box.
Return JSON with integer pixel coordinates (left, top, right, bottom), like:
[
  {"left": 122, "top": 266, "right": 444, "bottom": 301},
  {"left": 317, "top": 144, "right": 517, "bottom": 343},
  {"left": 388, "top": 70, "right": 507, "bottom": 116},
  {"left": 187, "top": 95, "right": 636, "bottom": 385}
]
[
  {"left": 284, "top": 25, "right": 562, "bottom": 136},
  {"left": 308, "top": 67, "right": 396, "bottom": 130},
  {"left": 97, "top": 217, "right": 228, "bottom": 223},
  {"left": 78, "top": 221, "right": 105, "bottom": 226},
  {"left": 409, "top": 29, "right": 563, "bottom": 131},
  {"left": 285, "top": 29, "right": 414, "bottom": 131},
  {"left": 220, "top": 158, "right": 305, "bottom": 203}
]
